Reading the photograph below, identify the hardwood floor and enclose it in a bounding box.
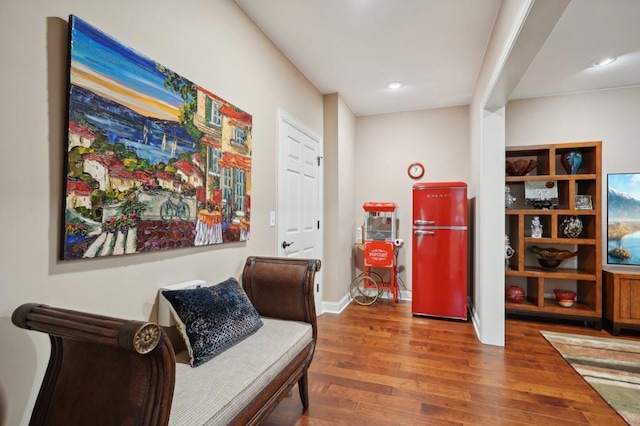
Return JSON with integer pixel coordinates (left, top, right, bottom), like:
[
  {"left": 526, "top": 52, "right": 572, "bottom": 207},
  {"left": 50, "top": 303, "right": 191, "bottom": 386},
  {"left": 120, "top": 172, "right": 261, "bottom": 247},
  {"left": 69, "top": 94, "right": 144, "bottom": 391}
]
[{"left": 263, "top": 300, "right": 632, "bottom": 426}]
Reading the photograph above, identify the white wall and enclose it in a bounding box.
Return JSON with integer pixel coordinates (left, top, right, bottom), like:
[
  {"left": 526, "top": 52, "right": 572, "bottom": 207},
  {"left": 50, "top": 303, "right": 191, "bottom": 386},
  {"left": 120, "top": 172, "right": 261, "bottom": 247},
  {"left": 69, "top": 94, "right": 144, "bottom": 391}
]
[
  {"left": 337, "top": 96, "right": 358, "bottom": 301},
  {"left": 0, "top": 1, "right": 323, "bottom": 424},
  {"left": 507, "top": 86, "right": 640, "bottom": 262},
  {"left": 354, "top": 106, "right": 470, "bottom": 295},
  {"left": 322, "top": 94, "right": 357, "bottom": 305},
  {"left": 469, "top": 0, "right": 534, "bottom": 346}
]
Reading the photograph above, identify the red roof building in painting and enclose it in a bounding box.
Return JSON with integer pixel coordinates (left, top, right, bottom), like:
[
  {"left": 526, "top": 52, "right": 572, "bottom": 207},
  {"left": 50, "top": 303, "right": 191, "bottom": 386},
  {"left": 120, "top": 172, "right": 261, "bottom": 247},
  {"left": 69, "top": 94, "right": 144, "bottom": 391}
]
[
  {"left": 192, "top": 86, "right": 252, "bottom": 228},
  {"left": 191, "top": 152, "right": 204, "bottom": 171},
  {"left": 83, "top": 153, "right": 124, "bottom": 191},
  {"left": 186, "top": 85, "right": 253, "bottom": 242},
  {"left": 66, "top": 179, "right": 93, "bottom": 209},
  {"left": 173, "top": 159, "right": 204, "bottom": 188},
  {"left": 154, "top": 170, "right": 181, "bottom": 192},
  {"left": 108, "top": 168, "right": 136, "bottom": 192},
  {"left": 68, "top": 121, "right": 97, "bottom": 150}
]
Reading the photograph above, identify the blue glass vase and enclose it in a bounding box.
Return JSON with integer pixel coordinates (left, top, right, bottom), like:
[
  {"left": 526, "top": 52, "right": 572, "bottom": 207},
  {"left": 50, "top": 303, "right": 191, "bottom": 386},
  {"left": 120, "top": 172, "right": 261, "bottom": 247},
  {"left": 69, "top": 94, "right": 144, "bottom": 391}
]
[{"left": 561, "top": 151, "right": 582, "bottom": 174}]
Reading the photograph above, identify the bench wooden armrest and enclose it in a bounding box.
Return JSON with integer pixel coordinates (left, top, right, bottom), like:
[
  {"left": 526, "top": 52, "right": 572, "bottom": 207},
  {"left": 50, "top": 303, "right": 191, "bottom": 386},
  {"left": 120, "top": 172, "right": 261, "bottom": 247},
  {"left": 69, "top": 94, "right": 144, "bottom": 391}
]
[
  {"left": 12, "top": 303, "right": 175, "bottom": 426},
  {"left": 242, "top": 256, "right": 321, "bottom": 341}
]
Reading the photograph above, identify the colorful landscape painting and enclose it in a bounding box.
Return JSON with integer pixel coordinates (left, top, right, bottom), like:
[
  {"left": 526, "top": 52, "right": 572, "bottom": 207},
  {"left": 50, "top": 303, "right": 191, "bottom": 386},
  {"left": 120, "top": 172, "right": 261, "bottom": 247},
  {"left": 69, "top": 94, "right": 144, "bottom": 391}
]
[
  {"left": 607, "top": 173, "right": 640, "bottom": 265},
  {"left": 62, "top": 15, "right": 252, "bottom": 260}
]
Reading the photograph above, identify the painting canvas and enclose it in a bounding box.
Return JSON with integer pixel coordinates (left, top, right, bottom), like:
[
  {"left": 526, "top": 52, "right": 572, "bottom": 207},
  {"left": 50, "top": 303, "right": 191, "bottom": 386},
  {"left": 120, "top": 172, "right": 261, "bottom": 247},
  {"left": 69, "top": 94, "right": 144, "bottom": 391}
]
[
  {"left": 62, "top": 15, "right": 252, "bottom": 260},
  {"left": 607, "top": 173, "right": 640, "bottom": 265}
]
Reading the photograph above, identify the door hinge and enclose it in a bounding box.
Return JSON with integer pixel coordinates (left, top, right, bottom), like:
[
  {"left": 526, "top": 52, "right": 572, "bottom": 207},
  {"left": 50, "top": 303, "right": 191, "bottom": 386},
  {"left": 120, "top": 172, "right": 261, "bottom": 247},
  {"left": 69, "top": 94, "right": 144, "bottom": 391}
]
[
  {"left": 317, "top": 156, "right": 323, "bottom": 166},
  {"left": 316, "top": 283, "right": 319, "bottom": 292},
  {"left": 317, "top": 220, "right": 320, "bottom": 229}
]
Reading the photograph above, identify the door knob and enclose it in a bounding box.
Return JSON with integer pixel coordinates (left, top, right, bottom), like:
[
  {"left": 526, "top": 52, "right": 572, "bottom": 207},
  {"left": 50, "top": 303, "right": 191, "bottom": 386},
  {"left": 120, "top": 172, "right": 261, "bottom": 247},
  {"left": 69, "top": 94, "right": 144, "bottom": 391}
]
[{"left": 282, "top": 241, "right": 294, "bottom": 249}]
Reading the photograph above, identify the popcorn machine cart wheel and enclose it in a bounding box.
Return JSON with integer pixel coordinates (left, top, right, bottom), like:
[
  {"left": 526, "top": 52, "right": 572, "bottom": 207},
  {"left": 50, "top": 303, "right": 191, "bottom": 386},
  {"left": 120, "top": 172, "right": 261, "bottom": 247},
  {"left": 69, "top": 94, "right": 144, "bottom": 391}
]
[{"left": 350, "top": 202, "right": 400, "bottom": 306}]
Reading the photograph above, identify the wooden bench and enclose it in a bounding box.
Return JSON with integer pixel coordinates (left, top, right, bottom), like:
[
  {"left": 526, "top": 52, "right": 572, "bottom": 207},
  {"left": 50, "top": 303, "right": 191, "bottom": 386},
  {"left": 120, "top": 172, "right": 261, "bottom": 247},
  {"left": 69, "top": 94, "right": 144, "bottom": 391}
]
[{"left": 12, "top": 256, "right": 320, "bottom": 425}]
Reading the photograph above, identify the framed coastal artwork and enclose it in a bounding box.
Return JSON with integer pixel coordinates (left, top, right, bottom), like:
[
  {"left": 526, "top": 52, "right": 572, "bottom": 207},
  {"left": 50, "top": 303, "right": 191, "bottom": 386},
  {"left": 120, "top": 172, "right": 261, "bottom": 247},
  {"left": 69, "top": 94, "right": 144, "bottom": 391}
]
[
  {"left": 607, "top": 173, "right": 640, "bottom": 265},
  {"left": 62, "top": 15, "right": 252, "bottom": 260}
]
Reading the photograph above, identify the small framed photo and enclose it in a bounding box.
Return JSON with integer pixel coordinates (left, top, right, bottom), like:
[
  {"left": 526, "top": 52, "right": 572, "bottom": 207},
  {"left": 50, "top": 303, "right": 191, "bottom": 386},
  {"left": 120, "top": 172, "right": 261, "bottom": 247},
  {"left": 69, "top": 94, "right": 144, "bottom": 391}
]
[
  {"left": 524, "top": 181, "right": 559, "bottom": 209},
  {"left": 575, "top": 195, "right": 593, "bottom": 210}
]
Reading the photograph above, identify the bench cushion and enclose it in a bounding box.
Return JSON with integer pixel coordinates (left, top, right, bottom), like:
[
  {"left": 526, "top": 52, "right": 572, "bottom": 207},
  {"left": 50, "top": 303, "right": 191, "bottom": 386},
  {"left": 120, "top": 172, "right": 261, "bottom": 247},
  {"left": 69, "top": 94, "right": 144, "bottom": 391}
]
[{"left": 169, "top": 318, "right": 312, "bottom": 425}]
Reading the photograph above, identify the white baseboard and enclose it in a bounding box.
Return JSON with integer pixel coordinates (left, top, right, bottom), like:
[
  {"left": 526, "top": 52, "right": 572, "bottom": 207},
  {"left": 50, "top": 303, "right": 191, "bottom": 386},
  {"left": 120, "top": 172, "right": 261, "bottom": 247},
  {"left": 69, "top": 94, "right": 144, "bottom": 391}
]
[
  {"left": 469, "top": 302, "right": 481, "bottom": 338},
  {"left": 378, "top": 290, "right": 412, "bottom": 301},
  {"left": 320, "top": 290, "right": 412, "bottom": 315},
  {"left": 321, "top": 293, "right": 352, "bottom": 314}
]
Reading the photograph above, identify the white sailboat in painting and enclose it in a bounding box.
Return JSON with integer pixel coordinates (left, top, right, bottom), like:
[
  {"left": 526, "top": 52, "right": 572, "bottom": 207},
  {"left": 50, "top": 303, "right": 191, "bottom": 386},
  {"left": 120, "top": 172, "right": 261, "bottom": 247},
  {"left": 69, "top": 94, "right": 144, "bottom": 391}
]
[
  {"left": 143, "top": 124, "right": 150, "bottom": 145},
  {"left": 161, "top": 133, "right": 167, "bottom": 151},
  {"left": 171, "top": 139, "right": 177, "bottom": 158}
]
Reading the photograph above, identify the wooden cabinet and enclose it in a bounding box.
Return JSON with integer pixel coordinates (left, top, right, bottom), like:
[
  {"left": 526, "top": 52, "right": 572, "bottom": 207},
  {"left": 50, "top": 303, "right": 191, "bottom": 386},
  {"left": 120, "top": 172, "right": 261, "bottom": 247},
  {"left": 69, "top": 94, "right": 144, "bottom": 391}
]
[
  {"left": 505, "top": 141, "right": 602, "bottom": 328},
  {"left": 603, "top": 268, "right": 640, "bottom": 335}
]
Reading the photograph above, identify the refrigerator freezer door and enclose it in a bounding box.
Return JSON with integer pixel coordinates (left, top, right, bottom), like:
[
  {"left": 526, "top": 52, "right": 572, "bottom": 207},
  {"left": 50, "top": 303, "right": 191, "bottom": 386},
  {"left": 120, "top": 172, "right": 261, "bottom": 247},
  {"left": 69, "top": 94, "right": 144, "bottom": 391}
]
[
  {"left": 412, "top": 228, "right": 467, "bottom": 319},
  {"left": 413, "top": 184, "right": 467, "bottom": 228}
]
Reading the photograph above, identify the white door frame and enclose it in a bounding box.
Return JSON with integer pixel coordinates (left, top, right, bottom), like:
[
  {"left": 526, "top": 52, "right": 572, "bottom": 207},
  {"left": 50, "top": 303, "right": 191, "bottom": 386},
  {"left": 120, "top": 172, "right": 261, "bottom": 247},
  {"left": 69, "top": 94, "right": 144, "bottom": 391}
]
[{"left": 276, "top": 108, "right": 323, "bottom": 314}]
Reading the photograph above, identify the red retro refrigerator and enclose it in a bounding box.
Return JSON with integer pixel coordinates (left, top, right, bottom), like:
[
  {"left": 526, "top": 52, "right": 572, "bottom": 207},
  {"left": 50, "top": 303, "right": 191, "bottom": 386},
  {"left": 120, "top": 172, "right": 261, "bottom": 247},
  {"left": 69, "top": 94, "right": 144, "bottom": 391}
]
[{"left": 412, "top": 182, "right": 468, "bottom": 320}]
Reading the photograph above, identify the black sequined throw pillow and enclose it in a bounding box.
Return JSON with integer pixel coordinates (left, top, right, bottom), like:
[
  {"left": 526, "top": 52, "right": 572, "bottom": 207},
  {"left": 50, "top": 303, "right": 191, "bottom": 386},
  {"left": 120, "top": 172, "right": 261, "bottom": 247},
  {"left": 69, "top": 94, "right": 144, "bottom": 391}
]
[{"left": 162, "top": 277, "right": 263, "bottom": 367}]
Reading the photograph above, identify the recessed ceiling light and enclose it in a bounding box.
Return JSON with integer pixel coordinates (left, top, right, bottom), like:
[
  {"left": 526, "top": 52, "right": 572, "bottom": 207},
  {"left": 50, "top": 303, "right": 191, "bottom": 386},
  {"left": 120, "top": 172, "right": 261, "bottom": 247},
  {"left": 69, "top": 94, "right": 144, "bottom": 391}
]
[
  {"left": 387, "top": 81, "right": 403, "bottom": 90},
  {"left": 592, "top": 57, "right": 616, "bottom": 67}
]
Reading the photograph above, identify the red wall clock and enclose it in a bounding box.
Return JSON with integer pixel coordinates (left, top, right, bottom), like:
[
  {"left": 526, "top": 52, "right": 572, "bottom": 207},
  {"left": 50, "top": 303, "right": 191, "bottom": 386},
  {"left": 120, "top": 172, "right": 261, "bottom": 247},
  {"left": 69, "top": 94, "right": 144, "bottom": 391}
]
[{"left": 407, "top": 162, "right": 425, "bottom": 179}]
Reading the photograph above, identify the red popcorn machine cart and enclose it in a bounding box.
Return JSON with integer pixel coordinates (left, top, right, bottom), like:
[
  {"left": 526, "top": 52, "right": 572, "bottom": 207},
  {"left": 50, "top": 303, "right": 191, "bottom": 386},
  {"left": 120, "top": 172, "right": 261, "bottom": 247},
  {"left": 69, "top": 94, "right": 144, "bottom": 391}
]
[{"left": 350, "top": 202, "right": 400, "bottom": 306}]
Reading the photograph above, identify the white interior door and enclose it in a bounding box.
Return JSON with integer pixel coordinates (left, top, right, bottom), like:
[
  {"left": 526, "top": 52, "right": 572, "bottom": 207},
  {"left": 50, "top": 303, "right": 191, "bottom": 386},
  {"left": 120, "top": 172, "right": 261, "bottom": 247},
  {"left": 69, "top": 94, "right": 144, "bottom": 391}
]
[{"left": 276, "top": 109, "right": 323, "bottom": 313}]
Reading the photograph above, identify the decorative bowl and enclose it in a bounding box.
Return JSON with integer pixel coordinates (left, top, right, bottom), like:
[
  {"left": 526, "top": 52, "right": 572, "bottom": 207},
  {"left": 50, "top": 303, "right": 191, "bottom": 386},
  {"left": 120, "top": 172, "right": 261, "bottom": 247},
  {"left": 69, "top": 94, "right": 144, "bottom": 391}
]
[
  {"left": 537, "top": 258, "right": 563, "bottom": 271},
  {"left": 506, "top": 159, "right": 538, "bottom": 176},
  {"left": 506, "top": 285, "right": 525, "bottom": 303},
  {"left": 527, "top": 246, "right": 578, "bottom": 261},
  {"left": 527, "top": 246, "right": 578, "bottom": 271},
  {"left": 554, "top": 289, "right": 576, "bottom": 307}
]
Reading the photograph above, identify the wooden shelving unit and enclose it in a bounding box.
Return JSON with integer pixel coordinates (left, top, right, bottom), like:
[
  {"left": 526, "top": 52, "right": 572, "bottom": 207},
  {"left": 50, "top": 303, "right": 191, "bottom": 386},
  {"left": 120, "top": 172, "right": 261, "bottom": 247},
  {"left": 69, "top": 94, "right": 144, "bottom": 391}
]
[{"left": 505, "top": 141, "right": 602, "bottom": 328}]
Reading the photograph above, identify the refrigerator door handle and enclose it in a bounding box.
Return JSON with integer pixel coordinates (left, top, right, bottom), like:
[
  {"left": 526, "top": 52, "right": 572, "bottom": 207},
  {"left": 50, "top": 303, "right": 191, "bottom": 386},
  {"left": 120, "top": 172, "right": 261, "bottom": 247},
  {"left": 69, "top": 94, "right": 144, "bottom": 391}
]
[
  {"left": 414, "top": 230, "right": 435, "bottom": 236},
  {"left": 414, "top": 220, "right": 435, "bottom": 226}
]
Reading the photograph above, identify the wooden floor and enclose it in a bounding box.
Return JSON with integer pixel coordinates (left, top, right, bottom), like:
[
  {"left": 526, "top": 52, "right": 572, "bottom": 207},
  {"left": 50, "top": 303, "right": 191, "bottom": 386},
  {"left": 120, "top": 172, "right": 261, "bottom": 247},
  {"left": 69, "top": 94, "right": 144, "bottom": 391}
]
[{"left": 263, "top": 300, "right": 632, "bottom": 426}]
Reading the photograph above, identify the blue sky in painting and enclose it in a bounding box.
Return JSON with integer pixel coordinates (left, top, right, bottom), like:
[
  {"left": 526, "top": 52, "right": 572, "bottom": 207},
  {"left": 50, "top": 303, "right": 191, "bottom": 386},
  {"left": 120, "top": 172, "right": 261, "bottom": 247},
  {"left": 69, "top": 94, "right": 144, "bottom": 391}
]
[
  {"left": 608, "top": 173, "right": 640, "bottom": 200},
  {"left": 70, "top": 15, "right": 185, "bottom": 112}
]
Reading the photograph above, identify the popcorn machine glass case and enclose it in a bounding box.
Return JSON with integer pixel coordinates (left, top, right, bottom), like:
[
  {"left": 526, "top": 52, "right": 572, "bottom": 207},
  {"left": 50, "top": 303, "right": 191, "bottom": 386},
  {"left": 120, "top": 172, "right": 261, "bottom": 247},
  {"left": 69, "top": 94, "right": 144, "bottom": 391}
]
[{"left": 363, "top": 202, "right": 397, "bottom": 241}]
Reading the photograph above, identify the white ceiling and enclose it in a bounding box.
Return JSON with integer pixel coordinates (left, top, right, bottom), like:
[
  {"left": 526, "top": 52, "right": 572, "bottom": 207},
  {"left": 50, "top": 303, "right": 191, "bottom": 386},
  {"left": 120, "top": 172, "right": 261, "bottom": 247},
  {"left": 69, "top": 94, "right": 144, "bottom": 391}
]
[{"left": 234, "top": 0, "right": 640, "bottom": 117}]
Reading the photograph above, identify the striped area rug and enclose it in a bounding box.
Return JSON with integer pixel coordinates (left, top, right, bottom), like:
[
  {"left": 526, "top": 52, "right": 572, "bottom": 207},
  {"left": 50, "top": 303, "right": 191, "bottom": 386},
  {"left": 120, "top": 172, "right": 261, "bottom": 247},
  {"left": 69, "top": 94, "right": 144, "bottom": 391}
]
[{"left": 541, "top": 331, "right": 640, "bottom": 425}]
